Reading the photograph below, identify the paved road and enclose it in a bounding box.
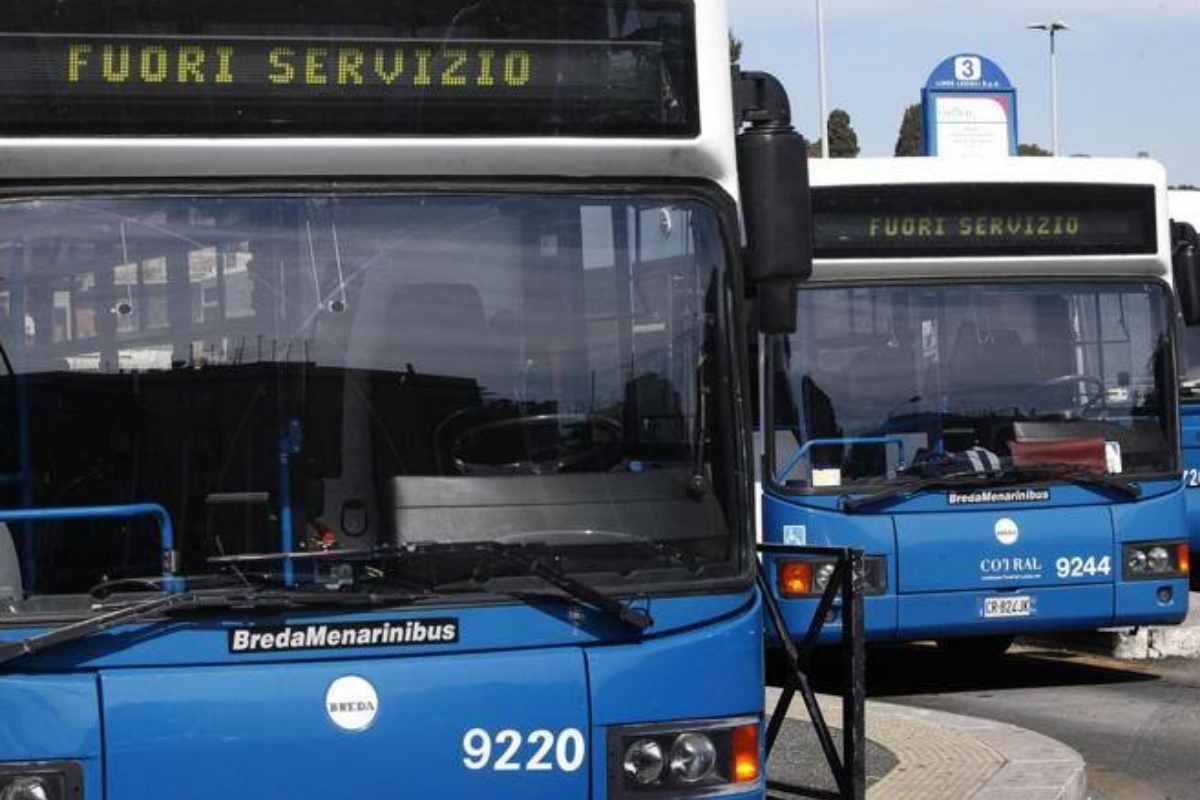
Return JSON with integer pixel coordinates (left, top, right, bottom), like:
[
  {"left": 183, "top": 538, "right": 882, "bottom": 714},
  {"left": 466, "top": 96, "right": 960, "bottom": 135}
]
[
  {"left": 766, "top": 719, "right": 897, "bottom": 798},
  {"left": 850, "top": 643, "right": 1200, "bottom": 800}
]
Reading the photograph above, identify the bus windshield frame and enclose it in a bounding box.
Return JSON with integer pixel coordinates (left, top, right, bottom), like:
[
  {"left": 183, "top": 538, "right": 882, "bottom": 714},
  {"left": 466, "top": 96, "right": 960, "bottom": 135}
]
[
  {"left": 766, "top": 278, "right": 1180, "bottom": 496},
  {"left": 0, "top": 179, "right": 753, "bottom": 618}
]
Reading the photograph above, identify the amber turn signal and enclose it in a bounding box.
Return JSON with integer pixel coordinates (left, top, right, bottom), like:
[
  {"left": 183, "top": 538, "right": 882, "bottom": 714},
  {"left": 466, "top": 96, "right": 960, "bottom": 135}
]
[
  {"left": 731, "top": 724, "right": 760, "bottom": 783},
  {"left": 1178, "top": 543, "right": 1190, "bottom": 576},
  {"left": 779, "top": 561, "right": 813, "bottom": 597}
]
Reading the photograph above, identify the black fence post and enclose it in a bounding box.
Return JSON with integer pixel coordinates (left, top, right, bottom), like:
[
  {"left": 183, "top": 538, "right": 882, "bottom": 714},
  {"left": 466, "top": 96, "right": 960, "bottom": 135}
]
[
  {"left": 841, "top": 549, "right": 866, "bottom": 800},
  {"left": 757, "top": 543, "right": 867, "bottom": 800}
]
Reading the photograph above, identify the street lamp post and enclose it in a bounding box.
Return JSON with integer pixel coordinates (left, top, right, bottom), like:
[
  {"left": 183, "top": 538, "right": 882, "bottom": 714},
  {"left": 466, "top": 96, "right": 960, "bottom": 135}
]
[
  {"left": 816, "top": 0, "right": 830, "bottom": 158},
  {"left": 1027, "top": 20, "right": 1069, "bottom": 156}
]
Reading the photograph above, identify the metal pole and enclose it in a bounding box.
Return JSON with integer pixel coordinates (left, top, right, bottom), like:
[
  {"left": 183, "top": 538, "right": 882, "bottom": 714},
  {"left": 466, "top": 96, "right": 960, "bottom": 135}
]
[
  {"left": 842, "top": 550, "right": 867, "bottom": 800},
  {"left": 1050, "top": 28, "right": 1059, "bottom": 156},
  {"left": 1030, "top": 22, "right": 1068, "bottom": 155},
  {"left": 815, "top": 0, "right": 830, "bottom": 158}
]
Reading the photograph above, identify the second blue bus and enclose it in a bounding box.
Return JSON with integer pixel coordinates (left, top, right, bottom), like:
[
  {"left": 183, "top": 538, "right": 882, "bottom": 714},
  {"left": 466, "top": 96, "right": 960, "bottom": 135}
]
[{"left": 761, "top": 158, "right": 1192, "bottom": 656}]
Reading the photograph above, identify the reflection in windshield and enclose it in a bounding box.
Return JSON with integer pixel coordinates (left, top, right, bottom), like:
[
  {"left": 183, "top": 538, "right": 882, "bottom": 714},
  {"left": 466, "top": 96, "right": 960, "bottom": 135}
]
[
  {"left": 0, "top": 194, "right": 737, "bottom": 599},
  {"left": 770, "top": 282, "right": 1175, "bottom": 489}
]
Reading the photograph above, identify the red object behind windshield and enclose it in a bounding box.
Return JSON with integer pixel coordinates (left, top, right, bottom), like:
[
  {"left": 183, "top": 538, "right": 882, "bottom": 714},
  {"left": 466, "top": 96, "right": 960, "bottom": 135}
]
[{"left": 1010, "top": 437, "right": 1106, "bottom": 472}]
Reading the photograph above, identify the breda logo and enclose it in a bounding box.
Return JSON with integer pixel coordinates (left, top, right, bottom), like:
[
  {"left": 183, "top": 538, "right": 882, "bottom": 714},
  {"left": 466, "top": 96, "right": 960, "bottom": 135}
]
[
  {"left": 326, "top": 675, "right": 379, "bottom": 732},
  {"left": 994, "top": 517, "right": 1020, "bottom": 546}
]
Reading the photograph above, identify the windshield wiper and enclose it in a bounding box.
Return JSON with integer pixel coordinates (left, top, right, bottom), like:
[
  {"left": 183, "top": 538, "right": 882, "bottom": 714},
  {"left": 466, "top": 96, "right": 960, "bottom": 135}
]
[
  {"left": 0, "top": 586, "right": 424, "bottom": 666},
  {"left": 842, "top": 472, "right": 996, "bottom": 513},
  {"left": 208, "top": 540, "right": 654, "bottom": 632},
  {"left": 843, "top": 463, "right": 1142, "bottom": 513},
  {"left": 1003, "top": 464, "right": 1142, "bottom": 499},
  {"left": 476, "top": 543, "right": 653, "bottom": 631}
]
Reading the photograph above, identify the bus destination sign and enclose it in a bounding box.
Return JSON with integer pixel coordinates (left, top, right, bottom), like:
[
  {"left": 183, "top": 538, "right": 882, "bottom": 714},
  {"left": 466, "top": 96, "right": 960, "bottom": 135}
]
[
  {"left": 813, "top": 183, "right": 1157, "bottom": 259},
  {"left": 16, "top": 37, "right": 627, "bottom": 99},
  {"left": 0, "top": 33, "right": 692, "bottom": 136}
]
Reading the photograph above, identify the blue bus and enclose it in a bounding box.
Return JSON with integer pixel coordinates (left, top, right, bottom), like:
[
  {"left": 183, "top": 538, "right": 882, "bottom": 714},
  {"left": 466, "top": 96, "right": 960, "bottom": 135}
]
[
  {"left": 760, "top": 158, "right": 1192, "bottom": 656},
  {"left": 0, "top": 2, "right": 815, "bottom": 797}
]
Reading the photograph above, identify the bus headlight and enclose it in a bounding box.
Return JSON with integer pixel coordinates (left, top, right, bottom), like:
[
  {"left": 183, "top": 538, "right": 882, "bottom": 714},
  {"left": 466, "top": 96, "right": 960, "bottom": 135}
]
[
  {"left": 622, "top": 739, "right": 664, "bottom": 786},
  {"left": 1148, "top": 547, "right": 1171, "bottom": 572},
  {"left": 608, "top": 717, "right": 759, "bottom": 797},
  {"left": 668, "top": 733, "right": 717, "bottom": 783},
  {"left": 1122, "top": 541, "right": 1189, "bottom": 579},
  {"left": 0, "top": 764, "right": 82, "bottom": 800},
  {"left": 813, "top": 563, "right": 837, "bottom": 593}
]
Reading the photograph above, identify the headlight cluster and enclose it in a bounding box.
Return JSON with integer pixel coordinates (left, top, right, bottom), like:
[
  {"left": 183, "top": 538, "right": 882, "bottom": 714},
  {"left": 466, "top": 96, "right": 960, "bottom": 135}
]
[
  {"left": 610, "top": 718, "right": 759, "bottom": 797},
  {"left": 777, "top": 556, "right": 888, "bottom": 598},
  {"left": 1123, "top": 541, "right": 1189, "bottom": 580},
  {"left": 0, "top": 763, "right": 81, "bottom": 800}
]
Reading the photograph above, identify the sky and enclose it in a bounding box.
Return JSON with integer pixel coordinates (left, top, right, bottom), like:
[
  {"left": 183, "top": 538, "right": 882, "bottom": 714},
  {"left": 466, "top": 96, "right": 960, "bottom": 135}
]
[{"left": 731, "top": 0, "right": 1200, "bottom": 184}]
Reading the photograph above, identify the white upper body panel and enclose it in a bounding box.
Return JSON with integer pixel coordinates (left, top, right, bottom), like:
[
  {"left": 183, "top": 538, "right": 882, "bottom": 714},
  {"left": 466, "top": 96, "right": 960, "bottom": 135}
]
[
  {"left": 1170, "top": 189, "right": 1200, "bottom": 229},
  {"left": 806, "top": 157, "right": 1170, "bottom": 284},
  {"left": 0, "top": 1, "right": 739, "bottom": 198}
]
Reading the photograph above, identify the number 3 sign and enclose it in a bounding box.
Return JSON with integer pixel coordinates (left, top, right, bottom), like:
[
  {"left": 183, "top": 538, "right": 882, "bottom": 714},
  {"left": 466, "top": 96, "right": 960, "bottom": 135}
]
[{"left": 954, "top": 56, "right": 982, "bottom": 81}]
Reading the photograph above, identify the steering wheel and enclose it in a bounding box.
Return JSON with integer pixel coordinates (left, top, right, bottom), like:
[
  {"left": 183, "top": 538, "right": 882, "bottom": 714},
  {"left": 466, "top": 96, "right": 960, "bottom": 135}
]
[
  {"left": 1033, "top": 374, "right": 1107, "bottom": 416},
  {"left": 451, "top": 413, "right": 625, "bottom": 476}
]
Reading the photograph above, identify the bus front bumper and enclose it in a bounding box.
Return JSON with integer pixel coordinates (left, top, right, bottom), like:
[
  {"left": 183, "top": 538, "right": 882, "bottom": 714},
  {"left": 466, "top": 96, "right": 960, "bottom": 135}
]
[{"left": 767, "top": 579, "right": 1189, "bottom": 645}]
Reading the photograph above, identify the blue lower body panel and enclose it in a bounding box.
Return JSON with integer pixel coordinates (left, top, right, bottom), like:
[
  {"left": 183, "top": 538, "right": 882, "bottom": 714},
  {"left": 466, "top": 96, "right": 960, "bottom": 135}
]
[
  {"left": 0, "top": 673, "right": 103, "bottom": 799},
  {"left": 0, "top": 592, "right": 769, "bottom": 800},
  {"left": 765, "top": 595, "right": 896, "bottom": 645},
  {"left": 1115, "top": 578, "right": 1190, "bottom": 626}
]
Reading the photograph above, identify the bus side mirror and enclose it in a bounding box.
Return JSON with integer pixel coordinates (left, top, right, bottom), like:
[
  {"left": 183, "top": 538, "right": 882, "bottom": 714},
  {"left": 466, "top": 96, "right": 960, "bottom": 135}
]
[
  {"left": 734, "top": 70, "right": 813, "bottom": 334},
  {"left": 1173, "top": 221, "right": 1200, "bottom": 326}
]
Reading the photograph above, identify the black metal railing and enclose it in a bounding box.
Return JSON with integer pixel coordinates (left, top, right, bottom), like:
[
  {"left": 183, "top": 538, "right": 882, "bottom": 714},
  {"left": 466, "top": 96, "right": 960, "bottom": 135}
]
[{"left": 758, "top": 543, "right": 866, "bottom": 800}]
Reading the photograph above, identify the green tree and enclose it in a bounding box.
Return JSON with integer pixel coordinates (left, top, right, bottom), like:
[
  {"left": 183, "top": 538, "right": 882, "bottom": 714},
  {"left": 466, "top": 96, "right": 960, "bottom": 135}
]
[
  {"left": 1017, "top": 143, "right": 1051, "bottom": 157},
  {"left": 827, "top": 109, "right": 860, "bottom": 158},
  {"left": 729, "top": 33, "right": 743, "bottom": 64},
  {"left": 894, "top": 103, "right": 924, "bottom": 157},
  {"left": 807, "top": 139, "right": 823, "bottom": 158}
]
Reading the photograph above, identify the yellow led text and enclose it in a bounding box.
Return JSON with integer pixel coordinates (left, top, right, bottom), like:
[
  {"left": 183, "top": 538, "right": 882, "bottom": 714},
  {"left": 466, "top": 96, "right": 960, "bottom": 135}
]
[
  {"left": 65, "top": 41, "right": 537, "bottom": 90},
  {"left": 866, "top": 215, "right": 1082, "bottom": 238}
]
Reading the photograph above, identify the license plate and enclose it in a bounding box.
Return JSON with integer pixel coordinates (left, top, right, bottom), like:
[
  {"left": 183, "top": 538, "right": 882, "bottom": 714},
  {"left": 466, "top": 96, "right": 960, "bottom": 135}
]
[{"left": 983, "top": 596, "right": 1032, "bottom": 618}]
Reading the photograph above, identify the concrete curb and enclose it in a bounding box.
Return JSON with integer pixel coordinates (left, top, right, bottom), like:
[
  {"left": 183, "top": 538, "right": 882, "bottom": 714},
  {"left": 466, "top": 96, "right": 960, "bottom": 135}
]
[{"left": 766, "top": 688, "right": 1087, "bottom": 800}]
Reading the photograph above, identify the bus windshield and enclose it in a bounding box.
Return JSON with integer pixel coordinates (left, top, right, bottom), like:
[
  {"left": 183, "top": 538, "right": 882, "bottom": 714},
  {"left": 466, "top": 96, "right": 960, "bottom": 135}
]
[
  {"left": 0, "top": 192, "right": 739, "bottom": 603},
  {"left": 769, "top": 281, "right": 1176, "bottom": 490}
]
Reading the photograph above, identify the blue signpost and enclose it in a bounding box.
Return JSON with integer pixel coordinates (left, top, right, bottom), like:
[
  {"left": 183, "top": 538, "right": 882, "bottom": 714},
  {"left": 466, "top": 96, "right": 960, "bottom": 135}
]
[{"left": 922, "top": 54, "right": 1018, "bottom": 157}]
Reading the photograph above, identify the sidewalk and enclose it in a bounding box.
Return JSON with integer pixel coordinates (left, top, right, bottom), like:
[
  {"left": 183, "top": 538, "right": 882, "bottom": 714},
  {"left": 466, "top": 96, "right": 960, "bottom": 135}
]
[{"left": 766, "top": 688, "right": 1087, "bottom": 800}]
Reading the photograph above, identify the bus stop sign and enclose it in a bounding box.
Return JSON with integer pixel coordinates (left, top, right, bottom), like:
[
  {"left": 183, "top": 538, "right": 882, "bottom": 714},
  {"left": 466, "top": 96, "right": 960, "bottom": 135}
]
[{"left": 922, "top": 54, "right": 1018, "bottom": 158}]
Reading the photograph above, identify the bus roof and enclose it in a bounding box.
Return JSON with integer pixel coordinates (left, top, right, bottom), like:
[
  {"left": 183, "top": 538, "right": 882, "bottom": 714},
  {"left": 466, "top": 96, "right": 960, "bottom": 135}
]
[
  {"left": 0, "top": 1, "right": 738, "bottom": 197},
  {"left": 805, "top": 157, "right": 1170, "bottom": 284},
  {"left": 810, "top": 156, "right": 1167, "bottom": 189}
]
